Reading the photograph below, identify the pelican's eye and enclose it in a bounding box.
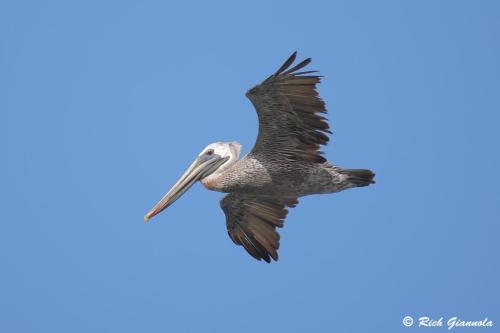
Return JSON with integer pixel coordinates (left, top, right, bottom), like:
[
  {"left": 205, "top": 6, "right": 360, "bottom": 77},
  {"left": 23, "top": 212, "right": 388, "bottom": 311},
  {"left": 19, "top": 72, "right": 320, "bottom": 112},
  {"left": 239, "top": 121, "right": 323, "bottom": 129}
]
[{"left": 205, "top": 149, "right": 214, "bottom": 156}]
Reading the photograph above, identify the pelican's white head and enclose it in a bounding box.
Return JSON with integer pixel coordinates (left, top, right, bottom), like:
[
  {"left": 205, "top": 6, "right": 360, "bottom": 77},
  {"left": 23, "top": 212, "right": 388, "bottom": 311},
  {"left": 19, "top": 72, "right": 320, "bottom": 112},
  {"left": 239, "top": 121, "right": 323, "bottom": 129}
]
[
  {"left": 144, "top": 141, "right": 242, "bottom": 222},
  {"left": 199, "top": 141, "right": 242, "bottom": 172}
]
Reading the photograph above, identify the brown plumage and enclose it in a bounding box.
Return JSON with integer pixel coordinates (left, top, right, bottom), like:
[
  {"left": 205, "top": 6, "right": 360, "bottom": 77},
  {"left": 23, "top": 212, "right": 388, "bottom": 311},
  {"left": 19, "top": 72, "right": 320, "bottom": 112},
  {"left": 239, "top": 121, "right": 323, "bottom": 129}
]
[
  {"left": 145, "top": 52, "right": 375, "bottom": 263},
  {"left": 246, "top": 51, "right": 330, "bottom": 164},
  {"left": 222, "top": 194, "right": 298, "bottom": 262}
]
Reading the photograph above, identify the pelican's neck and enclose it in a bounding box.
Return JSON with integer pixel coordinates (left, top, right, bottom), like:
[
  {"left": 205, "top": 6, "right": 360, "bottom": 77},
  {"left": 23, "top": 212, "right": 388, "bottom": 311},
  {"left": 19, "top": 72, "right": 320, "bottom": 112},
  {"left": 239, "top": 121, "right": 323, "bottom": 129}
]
[{"left": 201, "top": 156, "right": 240, "bottom": 191}]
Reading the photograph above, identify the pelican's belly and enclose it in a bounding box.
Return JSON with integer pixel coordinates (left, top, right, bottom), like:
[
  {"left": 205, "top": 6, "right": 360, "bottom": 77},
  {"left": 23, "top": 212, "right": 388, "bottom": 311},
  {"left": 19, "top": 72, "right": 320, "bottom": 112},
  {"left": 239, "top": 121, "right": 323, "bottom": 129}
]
[{"left": 209, "top": 162, "right": 309, "bottom": 196}]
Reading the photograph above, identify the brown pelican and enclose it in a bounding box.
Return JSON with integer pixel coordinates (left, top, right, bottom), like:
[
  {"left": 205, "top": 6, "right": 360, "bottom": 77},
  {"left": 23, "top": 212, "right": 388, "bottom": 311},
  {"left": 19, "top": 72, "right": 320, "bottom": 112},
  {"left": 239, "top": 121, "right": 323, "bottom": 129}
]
[{"left": 145, "top": 52, "right": 375, "bottom": 262}]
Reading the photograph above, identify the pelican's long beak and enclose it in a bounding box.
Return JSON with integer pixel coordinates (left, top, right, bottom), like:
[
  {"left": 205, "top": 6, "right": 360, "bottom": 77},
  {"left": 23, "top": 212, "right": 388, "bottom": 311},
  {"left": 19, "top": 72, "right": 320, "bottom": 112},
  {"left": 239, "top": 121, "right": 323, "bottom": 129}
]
[{"left": 144, "top": 154, "right": 228, "bottom": 222}]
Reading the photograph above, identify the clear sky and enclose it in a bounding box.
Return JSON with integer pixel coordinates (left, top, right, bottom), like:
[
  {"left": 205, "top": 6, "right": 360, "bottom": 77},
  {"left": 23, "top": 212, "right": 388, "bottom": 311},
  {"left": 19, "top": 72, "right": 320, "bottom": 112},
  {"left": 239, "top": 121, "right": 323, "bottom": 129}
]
[{"left": 1, "top": 1, "right": 499, "bottom": 332}]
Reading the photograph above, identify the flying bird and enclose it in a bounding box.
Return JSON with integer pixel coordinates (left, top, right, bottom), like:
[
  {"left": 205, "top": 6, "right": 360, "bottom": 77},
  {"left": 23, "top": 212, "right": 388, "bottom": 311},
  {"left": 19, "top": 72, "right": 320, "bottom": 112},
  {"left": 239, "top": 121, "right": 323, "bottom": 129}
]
[{"left": 144, "top": 52, "right": 375, "bottom": 262}]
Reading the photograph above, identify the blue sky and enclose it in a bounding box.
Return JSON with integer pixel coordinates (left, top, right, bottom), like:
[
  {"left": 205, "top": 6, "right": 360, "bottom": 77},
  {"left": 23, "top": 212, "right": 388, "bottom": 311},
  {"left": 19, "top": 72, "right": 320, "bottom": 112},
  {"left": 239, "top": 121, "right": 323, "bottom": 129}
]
[{"left": 1, "top": 1, "right": 499, "bottom": 332}]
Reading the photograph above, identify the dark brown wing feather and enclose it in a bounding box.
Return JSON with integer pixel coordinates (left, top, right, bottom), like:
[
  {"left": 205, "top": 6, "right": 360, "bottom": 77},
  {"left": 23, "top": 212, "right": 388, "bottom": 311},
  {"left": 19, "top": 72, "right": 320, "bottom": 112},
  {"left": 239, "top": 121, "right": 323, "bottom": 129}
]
[
  {"left": 220, "top": 193, "right": 298, "bottom": 263},
  {"left": 246, "top": 51, "right": 330, "bottom": 163}
]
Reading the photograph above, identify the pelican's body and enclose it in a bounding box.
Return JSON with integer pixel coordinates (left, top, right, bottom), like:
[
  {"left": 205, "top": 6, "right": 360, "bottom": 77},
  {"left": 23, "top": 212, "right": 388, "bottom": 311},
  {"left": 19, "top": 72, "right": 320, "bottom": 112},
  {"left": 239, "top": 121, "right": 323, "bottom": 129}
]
[
  {"left": 145, "top": 52, "right": 375, "bottom": 263},
  {"left": 203, "top": 153, "right": 354, "bottom": 197}
]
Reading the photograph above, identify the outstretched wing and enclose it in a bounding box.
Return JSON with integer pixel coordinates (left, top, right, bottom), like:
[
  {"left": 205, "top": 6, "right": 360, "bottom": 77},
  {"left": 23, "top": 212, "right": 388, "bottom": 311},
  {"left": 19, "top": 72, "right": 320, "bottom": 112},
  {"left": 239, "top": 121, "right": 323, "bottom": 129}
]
[
  {"left": 246, "top": 51, "right": 331, "bottom": 163},
  {"left": 220, "top": 193, "right": 298, "bottom": 263}
]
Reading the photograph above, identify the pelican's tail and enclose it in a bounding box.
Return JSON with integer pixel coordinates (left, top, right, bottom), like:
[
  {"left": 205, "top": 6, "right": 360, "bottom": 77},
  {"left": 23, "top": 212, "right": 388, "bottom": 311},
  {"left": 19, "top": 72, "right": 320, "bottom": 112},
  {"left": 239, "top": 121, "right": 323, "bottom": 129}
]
[{"left": 342, "top": 169, "right": 376, "bottom": 187}]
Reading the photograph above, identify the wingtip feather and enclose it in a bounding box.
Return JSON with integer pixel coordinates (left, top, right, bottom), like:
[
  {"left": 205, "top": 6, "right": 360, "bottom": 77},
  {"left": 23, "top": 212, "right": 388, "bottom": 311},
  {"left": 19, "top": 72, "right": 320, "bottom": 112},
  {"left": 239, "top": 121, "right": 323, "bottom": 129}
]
[{"left": 274, "top": 51, "right": 298, "bottom": 76}]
